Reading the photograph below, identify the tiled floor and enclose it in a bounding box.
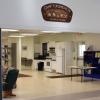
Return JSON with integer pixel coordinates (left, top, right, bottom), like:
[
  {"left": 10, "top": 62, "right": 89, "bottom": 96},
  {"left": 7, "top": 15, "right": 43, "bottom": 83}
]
[{"left": 3, "top": 70, "right": 100, "bottom": 100}]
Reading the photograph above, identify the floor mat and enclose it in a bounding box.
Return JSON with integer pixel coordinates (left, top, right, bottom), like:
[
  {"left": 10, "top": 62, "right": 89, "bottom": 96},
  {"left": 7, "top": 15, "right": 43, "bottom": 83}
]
[
  {"left": 18, "top": 73, "right": 32, "bottom": 77},
  {"left": 47, "top": 74, "right": 81, "bottom": 78}
]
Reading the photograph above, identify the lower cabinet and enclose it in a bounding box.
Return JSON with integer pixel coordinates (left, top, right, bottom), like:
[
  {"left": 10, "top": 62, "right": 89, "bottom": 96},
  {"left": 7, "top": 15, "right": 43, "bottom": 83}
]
[
  {"left": 45, "top": 60, "right": 52, "bottom": 72},
  {"left": 51, "top": 61, "right": 56, "bottom": 71}
]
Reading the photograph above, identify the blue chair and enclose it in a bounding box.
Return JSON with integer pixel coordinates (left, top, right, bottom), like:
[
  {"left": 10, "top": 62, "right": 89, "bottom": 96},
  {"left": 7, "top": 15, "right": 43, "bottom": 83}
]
[{"left": 3, "top": 69, "right": 19, "bottom": 97}]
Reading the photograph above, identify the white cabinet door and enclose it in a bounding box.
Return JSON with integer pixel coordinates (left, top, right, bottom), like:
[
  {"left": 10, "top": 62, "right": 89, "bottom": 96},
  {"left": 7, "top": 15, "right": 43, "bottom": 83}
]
[
  {"left": 34, "top": 60, "right": 39, "bottom": 70},
  {"left": 56, "top": 57, "right": 63, "bottom": 73},
  {"left": 64, "top": 42, "right": 73, "bottom": 75},
  {"left": 44, "top": 60, "right": 52, "bottom": 72},
  {"left": 51, "top": 61, "right": 56, "bottom": 70}
]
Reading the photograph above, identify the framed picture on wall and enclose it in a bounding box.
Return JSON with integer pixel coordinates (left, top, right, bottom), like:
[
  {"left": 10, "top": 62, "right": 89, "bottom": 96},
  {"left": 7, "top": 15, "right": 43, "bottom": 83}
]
[{"left": 22, "top": 46, "right": 27, "bottom": 50}]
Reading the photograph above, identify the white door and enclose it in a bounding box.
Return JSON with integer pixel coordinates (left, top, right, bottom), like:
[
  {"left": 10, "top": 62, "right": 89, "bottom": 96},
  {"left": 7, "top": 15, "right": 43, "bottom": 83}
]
[
  {"left": 56, "top": 56, "right": 63, "bottom": 73},
  {"left": 56, "top": 48, "right": 65, "bottom": 74}
]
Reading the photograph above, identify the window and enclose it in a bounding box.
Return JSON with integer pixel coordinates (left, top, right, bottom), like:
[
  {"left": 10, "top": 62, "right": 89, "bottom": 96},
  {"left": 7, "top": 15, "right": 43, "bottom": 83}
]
[{"left": 78, "top": 44, "right": 86, "bottom": 57}]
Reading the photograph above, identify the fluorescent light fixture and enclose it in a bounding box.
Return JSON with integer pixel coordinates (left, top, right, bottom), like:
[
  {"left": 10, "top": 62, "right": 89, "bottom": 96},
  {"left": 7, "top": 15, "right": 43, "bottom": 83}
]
[
  {"left": 21, "top": 34, "right": 38, "bottom": 36},
  {"left": 2, "top": 29, "right": 18, "bottom": 32},
  {"left": 8, "top": 35, "right": 24, "bottom": 38},
  {"left": 41, "top": 31, "right": 62, "bottom": 33}
]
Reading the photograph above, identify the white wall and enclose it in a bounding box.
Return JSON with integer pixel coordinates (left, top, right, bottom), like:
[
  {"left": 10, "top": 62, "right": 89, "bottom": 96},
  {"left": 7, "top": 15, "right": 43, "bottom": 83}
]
[
  {"left": 21, "top": 37, "right": 34, "bottom": 59},
  {"left": 34, "top": 36, "right": 42, "bottom": 54},
  {"left": 21, "top": 37, "right": 34, "bottom": 70}
]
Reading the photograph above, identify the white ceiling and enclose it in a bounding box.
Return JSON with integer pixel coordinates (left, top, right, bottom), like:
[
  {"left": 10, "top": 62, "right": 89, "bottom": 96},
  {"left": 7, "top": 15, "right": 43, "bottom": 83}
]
[{"left": 0, "top": 0, "right": 100, "bottom": 33}]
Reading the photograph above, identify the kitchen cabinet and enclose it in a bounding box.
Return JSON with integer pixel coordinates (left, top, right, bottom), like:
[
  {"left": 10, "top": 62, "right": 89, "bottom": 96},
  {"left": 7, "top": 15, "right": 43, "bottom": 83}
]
[
  {"left": 51, "top": 60, "right": 56, "bottom": 71},
  {"left": 44, "top": 59, "right": 52, "bottom": 72}
]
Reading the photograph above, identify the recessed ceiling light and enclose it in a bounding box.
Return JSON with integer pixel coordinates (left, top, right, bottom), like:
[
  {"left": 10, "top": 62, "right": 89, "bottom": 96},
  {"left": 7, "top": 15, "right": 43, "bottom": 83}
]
[
  {"left": 41, "top": 31, "right": 62, "bottom": 33},
  {"left": 8, "top": 35, "right": 24, "bottom": 38},
  {"left": 2, "top": 29, "right": 18, "bottom": 32},
  {"left": 21, "top": 34, "right": 38, "bottom": 36}
]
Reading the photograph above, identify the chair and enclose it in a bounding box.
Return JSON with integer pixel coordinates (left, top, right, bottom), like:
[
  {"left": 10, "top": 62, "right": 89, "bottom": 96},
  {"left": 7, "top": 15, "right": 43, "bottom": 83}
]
[
  {"left": 3, "top": 69, "right": 19, "bottom": 97},
  {"left": 26, "top": 59, "right": 33, "bottom": 66},
  {"left": 21, "top": 57, "right": 27, "bottom": 66}
]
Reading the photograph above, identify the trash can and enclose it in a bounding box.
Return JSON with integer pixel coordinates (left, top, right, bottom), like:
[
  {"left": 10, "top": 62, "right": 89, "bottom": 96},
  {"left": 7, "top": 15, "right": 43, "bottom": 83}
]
[{"left": 38, "top": 62, "right": 44, "bottom": 71}]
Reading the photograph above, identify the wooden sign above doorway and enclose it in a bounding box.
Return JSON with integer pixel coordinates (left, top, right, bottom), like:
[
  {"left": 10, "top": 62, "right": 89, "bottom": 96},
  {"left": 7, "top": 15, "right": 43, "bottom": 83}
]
[{"left": 41, "top": 3, "right": 73, "bottom": 23}]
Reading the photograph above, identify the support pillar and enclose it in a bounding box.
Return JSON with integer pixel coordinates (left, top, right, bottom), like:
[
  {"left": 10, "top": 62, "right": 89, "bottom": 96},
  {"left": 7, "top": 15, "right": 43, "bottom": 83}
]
[{"left": 0, "top": 28, "right": 2, "bottom": 99}]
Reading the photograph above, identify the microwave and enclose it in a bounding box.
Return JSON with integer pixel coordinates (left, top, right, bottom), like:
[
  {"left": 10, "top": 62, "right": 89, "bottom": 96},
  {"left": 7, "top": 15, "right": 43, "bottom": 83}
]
[{"left": 49, "top": 47, "right": 55, "bottom": 53}]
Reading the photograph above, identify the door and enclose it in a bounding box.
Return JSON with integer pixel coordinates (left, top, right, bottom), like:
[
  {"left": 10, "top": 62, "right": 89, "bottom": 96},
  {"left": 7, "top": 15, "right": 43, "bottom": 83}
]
[
  {"left": 42, "top": 43, "right": 47, "bottom": 56},
  {"left": 11, "top": 43, "right": 17, "bottom": 68}
]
